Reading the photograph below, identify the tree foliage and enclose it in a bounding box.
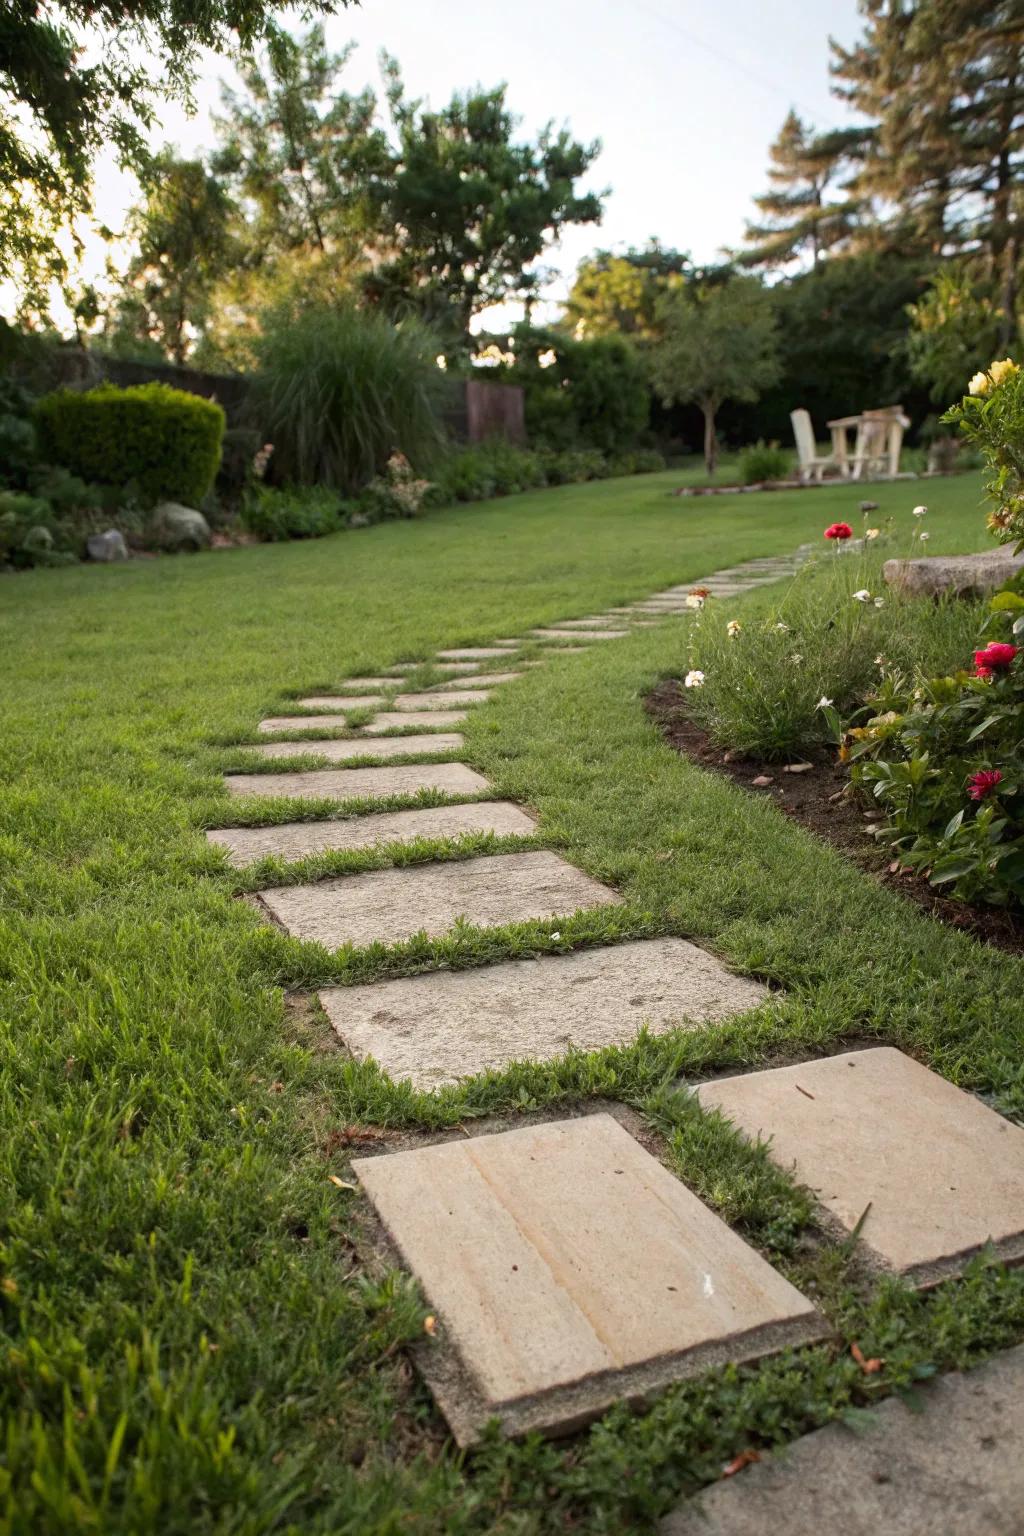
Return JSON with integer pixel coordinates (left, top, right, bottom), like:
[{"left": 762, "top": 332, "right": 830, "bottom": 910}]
[
  {"left": 562, "top": 242, "right": 691, "bottom": 340},
  {"left": 741, "top": 111, "right": 859, "bottom": 270},
  {"left": 649, "top": 279, "right": 780, "bottom": 473}
]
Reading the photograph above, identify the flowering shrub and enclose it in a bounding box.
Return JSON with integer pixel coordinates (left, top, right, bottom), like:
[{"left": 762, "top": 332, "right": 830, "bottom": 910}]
[
  {"left": 944, "top": 357, "right": 1024, "bottom": 548},
  {"left": 363, "top": 452, "right": 433, "bottom": 520},
  {"left": 846, "top": 621, "right": 1024, "bottom": 907}
]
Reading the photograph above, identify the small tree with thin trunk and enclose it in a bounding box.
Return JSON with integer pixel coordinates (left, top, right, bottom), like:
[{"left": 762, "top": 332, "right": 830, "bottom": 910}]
[{"left": 650, "top": 278, "right": 781, "bottom": 475}]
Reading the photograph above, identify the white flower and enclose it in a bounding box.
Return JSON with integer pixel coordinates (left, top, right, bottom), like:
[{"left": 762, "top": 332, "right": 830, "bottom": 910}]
[
  {"left": 791, "top": 654, "right": 803, "bottom": 665},
  {"left": 874, "top": 596, "right": 885, "bottom": 608},
  {"left": 912, "top": 505, "right": 928, "bottom": 517},
  {"left": 684, "top": 669, "right": 705, "bottom": 688},
  {"left": 919, "top": 530, "right": 930, "bottom": 541},
  {"left": 726, "top": 619, "right": 742, "bottom": 637},
  {"left": 550, "top": 931, "right": 561, "bottom": 941},
  {"left": 853, "top": 589, "right": 872, "bottom": 603},
  {"left": 989, "top": 358, "right": 1019, "bottom": 386},
  {"left": 685, "top": 593, "right": 705, "bottom": 609},
  {"left": 969, "top": 370, "right": 991, "bottom": 397},
  {"left": 865, "top": 527, "right": 880, "bottom": 540},
  {"left": 875, "top": 654, "right": 887, "bottom": 668},
  {"left": 774, "top": 621, "right": 790, "bottom": 632},
  {"left": 817, "top": 696, "right": 834, "bottom": 709}
]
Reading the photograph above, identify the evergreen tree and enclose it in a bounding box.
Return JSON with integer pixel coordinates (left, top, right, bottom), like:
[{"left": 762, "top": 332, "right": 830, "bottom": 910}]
[{"left": 741, "top": 110, "right": 858, "bottom": 269}]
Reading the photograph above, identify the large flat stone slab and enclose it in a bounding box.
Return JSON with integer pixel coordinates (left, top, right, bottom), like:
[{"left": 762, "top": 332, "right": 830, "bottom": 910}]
[
  {"left": 224, "top": 762, "right": 489, "bottom": 802},
  {"left": 294, "top": 695, "right": 386, "bottom": 710},
  {"left": 353, "top": 1114, "right": 826, "bottom": 1445},
  {"left": 208, "top": 800, "right": 535, "bottom": 868},
  {"left": 436, "top": 647, "right": 516, "bottom": 660},
  {"left": 531, "top": 628, "right": 628, "bottom": 641},
  {"left": 698, "top": 1048, "right": 1024, "bottom": 1283},
  {"left": 884, "top": 545, "right": 1024, "bottom": 599},
  {"left": 259, "top": 714, "right": 353, "bottom": 734},
  {"left": 320, "top": 676, "right": 395, "bottom": 691},
  {"left": 392, "top": 690, "right": 491, "bottom": 709},
  {"left": 257, "top": 849, "right": 622, "bottom": 949},
  {"left": 664, "top": 1344, "right": 1024, "bottom": 1536},
  {"left": 253, "top": 733, "right": 464, "bottom": 762},
  {"left": 551, "top": 617, "right": 621, "bottom": 629},
  {"left": 321, "top": 937, "right": 769, "bottom": 1090},
  {"left": 360, "top": 710, "right": 468, "bottom": 734},
  {"left": 431, "top": 671, "right": 523, "bottom": 690}
]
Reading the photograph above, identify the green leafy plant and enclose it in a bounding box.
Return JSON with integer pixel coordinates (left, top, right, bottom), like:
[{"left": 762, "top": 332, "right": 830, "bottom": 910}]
[
  {"left": 943, "top": 357, "right": 1024, "bottom": 548},
  {"left": 738, "top": 439, "right": 791, "bottom": 484},
  {"left": 847, "top": 623, "right": 1024, "bottom": 907},
  {"left": 251, "top": 303, "right": 445, "bottom": 495},
  {"left": 240, "top": 485, "right": 345, "bottom": 541},
  {"left": 34, "top": 382, "right": 225, "bottom": 507}
]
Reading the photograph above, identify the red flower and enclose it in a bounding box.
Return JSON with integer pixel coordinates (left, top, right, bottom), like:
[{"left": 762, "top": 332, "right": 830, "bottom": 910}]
[
  {"left": 824, "top": 522, "right": 853, "bottom": 541},
  {"left": 689, "top": 586, "right": 710, "bottom": 597},
  {"left": 968, "top": 769, "right": 1003, "bottom": 801},
  {"left": 973, "top": 642, "right": 1018, "bottom": 676}
]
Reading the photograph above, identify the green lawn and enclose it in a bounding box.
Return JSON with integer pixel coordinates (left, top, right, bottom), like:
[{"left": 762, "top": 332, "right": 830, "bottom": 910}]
[{"left": 3, "top": 467, "right": 1022, "bottom": 1534}]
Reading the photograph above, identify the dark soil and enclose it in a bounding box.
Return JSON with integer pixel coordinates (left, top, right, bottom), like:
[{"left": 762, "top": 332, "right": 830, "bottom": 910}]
[{"left": 647, "top": 679, "right": 1024, "bottom": 957}]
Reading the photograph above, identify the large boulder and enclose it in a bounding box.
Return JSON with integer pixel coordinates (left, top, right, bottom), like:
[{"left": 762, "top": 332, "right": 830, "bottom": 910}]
[
  {"left": 884, "top": 544, "right": 1024, "bottom": 599},
  {"left": 86, "top": 529, "right": 128, "bottom": 562},
  {"left": 147, "top": 502, "right": 211, "bottom": 553}
]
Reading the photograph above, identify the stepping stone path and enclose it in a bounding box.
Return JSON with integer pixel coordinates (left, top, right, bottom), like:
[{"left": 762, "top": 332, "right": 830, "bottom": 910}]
[
  {"left": 353, "top": 1114, "right": 826, "bottom": 1445},
  {"left": 214, "top": 542, "right": 1024, "bottom": 1464}
]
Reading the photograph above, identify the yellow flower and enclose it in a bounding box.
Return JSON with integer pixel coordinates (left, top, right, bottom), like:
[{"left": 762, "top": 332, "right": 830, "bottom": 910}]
[
  {"left": 865, "top": 527, "right": 880, "bottom": 540},
  {"left": 989, "top": 357, "right": 1019, "bottom": 386},
  {"left": 726, "top": 619, "right": 742, "bottom": 637},
  {"left": 969, "top": 370, "right": 991, "bottom": 396}
]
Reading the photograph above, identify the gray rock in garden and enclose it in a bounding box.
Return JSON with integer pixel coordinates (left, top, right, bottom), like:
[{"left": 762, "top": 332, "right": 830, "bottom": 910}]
[
  {"left": 884, "top": 544, "right": 1024, "bottom": 598},
  {"left": 86, "top": 529, "right": 128, "bottom": 562},
  {"left": 147, "top": 502, "right": 211, "bottom": 552},
  {"left": 348, "top": 512, "right": 370, "bottom": 528},
  {"left": 859, "top": 499, "right": 879, "bottom": 512}
]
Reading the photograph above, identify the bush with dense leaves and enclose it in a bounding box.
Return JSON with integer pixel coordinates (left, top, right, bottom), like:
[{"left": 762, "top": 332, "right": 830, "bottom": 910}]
[
  {"left": 240, "top": 485, "right": 346, "bottom": 541},
  {"left": 738, "top": 439, "right": 792, "bottom": 484},
  {"left": 34, "top": 382, "right": 225, "bottom": 507}
]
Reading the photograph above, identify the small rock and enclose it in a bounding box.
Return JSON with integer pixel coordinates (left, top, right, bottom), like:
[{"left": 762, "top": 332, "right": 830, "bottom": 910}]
[
  {"left": 86, "top": 529, "right": 128, "bottom": 562},
  {"left": 859, "top": 499, "right": 879, "bottom": 512},
  {"left": 147, "top": 502, "right": 211, "bottom": 552},
  {"left": 783, "top": 762, "right": 814, "bottom": 774},
  {"left": 751, "top": 775, "right": 774, "bottom": 787},
  {"left": 722, "top": 749, "right": 743, "bottom": 763},
  {"left": 348, "top": 512, "right": 370, "bottom": 529}
]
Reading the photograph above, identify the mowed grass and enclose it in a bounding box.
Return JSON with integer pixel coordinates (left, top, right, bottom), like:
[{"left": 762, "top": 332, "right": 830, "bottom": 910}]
[{"left": 3, "top": 467, "right": 1023, "bottom": 1534}]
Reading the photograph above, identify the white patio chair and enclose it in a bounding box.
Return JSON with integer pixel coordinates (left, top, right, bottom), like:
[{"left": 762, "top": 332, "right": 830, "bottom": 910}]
[{"left": 790, "top": 409, "right": 839, "bottom": 483}]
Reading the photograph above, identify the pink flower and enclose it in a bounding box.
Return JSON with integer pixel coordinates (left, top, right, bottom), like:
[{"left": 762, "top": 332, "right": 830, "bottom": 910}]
[
  {"left": 824, "top": 522, "right": 853, "bottom": 541},
  {"left": 967, "top": 769, "right": 1003, "bottom": 801},
  {"left": 973, "top": 642, "right": 1017, "bottom": 676}
]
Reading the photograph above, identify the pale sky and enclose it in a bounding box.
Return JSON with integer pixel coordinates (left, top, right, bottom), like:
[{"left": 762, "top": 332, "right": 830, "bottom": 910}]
[{"left": 52, "top": 0, "right": 867, "bottom": 330}]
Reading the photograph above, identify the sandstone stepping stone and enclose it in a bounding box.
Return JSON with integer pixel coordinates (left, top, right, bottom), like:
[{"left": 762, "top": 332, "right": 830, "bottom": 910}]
[
  {"left": 552, "top": 617, "right": 621, "bottom": 629},
  {"left": 698, "top": 1047, "right": 1024, "bottom": 1283},
  {"left": 224, "top": 762, "right": 489, "bottom": 802},
  {"left": 392, "top": 690, "right": 491, "bottom": 709},
  {"left": 664, "top": 1344, "right": 1024, "bottom": 1536},
  {"left": 353, "top": 1113, "right": 825, "bottom": 1445},
  {"left": 437, "top": 647, "right": 516, "bottom": 660},
  {"left": 256, "top": 849, "right": 621, "bottom": 949},
  {"left": 294, "top": 695, "right": 386, "bottom": 711},
  {"left": 531, "top": 628, "right": 628, "bottom": 641},
  {"left": 208, "top": 800, "right": 535, "bottom": 869},
  {"left": 360, "top": 710, "right": 468, "bottom": 734},
  {"left": 427, "top": 661, "right": 493, "bottom": 675},
  {"left": 320, "top": 936, "right": 769, "bottom": 1090},
  {"left": 430, "top": 671, "right": 523, "bottom": 690},
  {"left": 259, "top": 714, "right": 354, "bottom": 734},
  {"left": 253, "top": 732, "right": 465, "bottom": 763}
]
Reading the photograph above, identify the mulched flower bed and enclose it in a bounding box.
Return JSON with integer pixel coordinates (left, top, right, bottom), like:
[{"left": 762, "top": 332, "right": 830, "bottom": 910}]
[{"left": 647, "top": 679, "right": 1024, "bottom": 957}]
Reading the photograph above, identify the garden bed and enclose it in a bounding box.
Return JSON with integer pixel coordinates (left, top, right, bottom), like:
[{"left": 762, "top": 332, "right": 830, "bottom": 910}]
[{"left": 646, "top": 679, "right": 1024, "bottom": 956}]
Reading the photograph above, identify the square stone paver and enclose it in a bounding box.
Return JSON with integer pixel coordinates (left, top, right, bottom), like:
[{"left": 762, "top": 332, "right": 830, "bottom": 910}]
[
  {"left": 698, "top": 1048, "right": 1024, "bottom": 1283},
  {"left": 321, "top": 677, "right": 396, "bottom": 692},
  {"left": 258, "top": 714, "right": 353, "bottom": 734},
  {"left": 436, "top": 647, "right": 516, "bottom": 661},
  {"left": 531, "top": 628, "right": 628, "bottom": 641},
  {"left": 294, "top": 695, "right": 386, "bottom": 711},
  {"left": 253, "top": 733, "right": 465, "bottom": 763},
  {"left": 224, "top": 762, "right": 490, "bottom": 802},
  {"left": 551, "top": 617, "right": 621, "bottom": 629},
  {"left": 208, "top": 800, "right": 535, "bottom": 868},
  {"left": 360, "top": 710, "right": 468, "bottom": 734},
  {"left": 431, "top": 671, "right": 523, "bottom": 690},
  {"left": 392, "top": 691, "right": 491, "bottom": 709},
  {"left": 353, "top": 1114, "right": 826, "bottom": 1444},
  {"left": 321, "top": 937, "right": 769, "bottom": 1090},
  {"left": 256, "top": 849, "right": 622, "bottom": 949}
]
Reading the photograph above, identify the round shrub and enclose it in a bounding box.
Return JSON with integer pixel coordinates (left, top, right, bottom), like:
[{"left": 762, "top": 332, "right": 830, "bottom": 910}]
[
  {"left": 34, "top": 383, "right": 225, "bottom": 507},
  {"left": 738, "top": 439, "right": 792, "bottom": 484}
]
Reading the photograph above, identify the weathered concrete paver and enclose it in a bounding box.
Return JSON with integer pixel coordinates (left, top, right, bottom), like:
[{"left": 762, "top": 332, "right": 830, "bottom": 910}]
[
  {"left": 259, "top": 714, "right": 357, "bottom": 734},
  {"left": 208, "top": 800, "right": 535, "bottom": 868},
  {"left": 698, "top": 1048, "right": 1024, "bottom": 1281},
  {"left": 531, "top": 628, "right": 629, "bottom": 641},
  {"left": 664, "top": 1344, "right": 1024, "bottom": 1536},
  {"left": 257, "top": 849, "right": 622, "bottom": 949},
  {"left": 253, "top": 732, "right": 465, "bottom": 762},
  {"left": 321, "top": 937, "right": 768, "bottom": 1089},
  {"left": 430, "top": 671, "right": 524, "bottom": 690},
  {"left": 353, "top": 1114, "right": 826, "bottom": 1445},
  {"left": 295, "top": 695, "right": 386, "bottom": 710},
  {"left": 437, "top": 647, "right": 517, "bottom": 661},
  {"left": 224, "top": 762, "right": 489, "bottom": 802},
  {"left": 392, "top": 690, "right": 491, "bottom": 709},
  {"left": 360, "top": 710, "right": 468, "bottom": 734}
]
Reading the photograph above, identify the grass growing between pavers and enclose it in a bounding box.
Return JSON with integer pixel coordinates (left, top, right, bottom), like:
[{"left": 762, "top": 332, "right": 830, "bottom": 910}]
[{"left": 3, "top": 468, "right": 1023, "bottom": 1532}]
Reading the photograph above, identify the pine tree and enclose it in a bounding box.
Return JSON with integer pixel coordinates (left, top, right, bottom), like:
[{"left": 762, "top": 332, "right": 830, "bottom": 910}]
[{"left": 741, "top": 110, "right": 858, "bottom": 269}]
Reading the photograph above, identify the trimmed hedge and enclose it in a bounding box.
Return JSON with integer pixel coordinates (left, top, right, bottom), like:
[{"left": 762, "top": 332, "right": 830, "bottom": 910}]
[{"left": 34, "top": 383, "right": 225, "bottom": 507}]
